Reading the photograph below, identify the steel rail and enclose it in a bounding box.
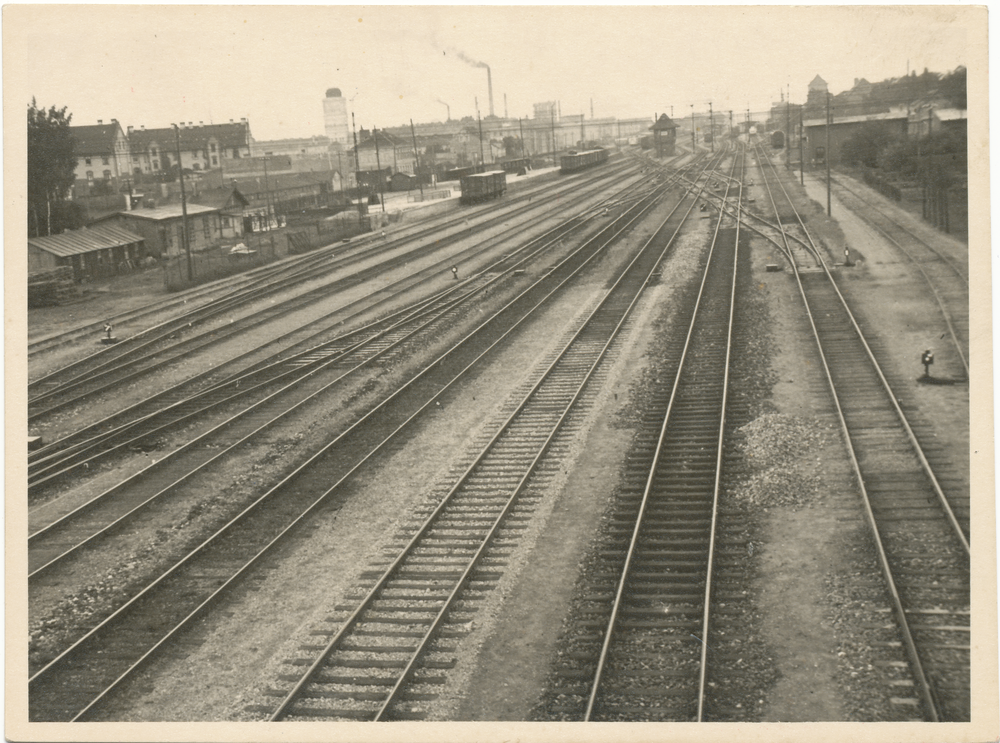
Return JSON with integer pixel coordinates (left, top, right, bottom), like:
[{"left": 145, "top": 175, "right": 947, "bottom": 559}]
[
  {"left": 27, "top": 183, "right": 657, "bottom": 574},
  {"left": 29, "top": 166, "right": 645, "bottom": 460},
  {"left": 754, "top": 143, "right": 968, "bottom": 551},
  {"left": 812, "top": 171, "right": 968, "bottom": 377},
  {"left": 29, "top": 171, "right": 677, "bottom": 723},
  {"left": 28, "top": 160, "right": 637, "bottom": 400},
  {"left": 26, "top": 178, "right": 630, "bottom": 489},
  {"left": 823, "top": 171, "right": 968, "bottom": 283},
  {"left": 271, "top": 150, "right": 712, "bottom": 723},
  {"left": 583, "top": 147, "right": 732, "bottom": 721},
  {"left": 750, "top": 141, "right": 953, "bottom": 720}
]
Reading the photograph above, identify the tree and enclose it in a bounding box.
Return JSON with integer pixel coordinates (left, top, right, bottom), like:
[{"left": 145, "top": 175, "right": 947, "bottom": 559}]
[
  {"left": 839, "top": 122, "right": 896, "bottom": 169},
  {"left": 27, "top": 99, "right": 77, "bottom": 237}
]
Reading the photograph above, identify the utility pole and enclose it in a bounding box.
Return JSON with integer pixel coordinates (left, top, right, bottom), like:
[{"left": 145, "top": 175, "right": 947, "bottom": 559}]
[
  {"left": 172, "top": 124, "right": 193, "bottom": 283},
  {"left": 410, "top": 119, "right": 424, "bottom": 199},
  {"left": 352, "top": 113, "right": 364, "bottom": 230},
  {"left": 690, "top": 104, "right": 695, "bottom": 151},
  {"left": 372, "top": 126, "right": 386, "bottom": 213},
  {"left": 786, "top": 100, "right": 791, "bottom": 169},
  {"left": 550, "top": 109, "right": 557, "bottom": 166},
  {"left": 709, "top": 101, "right": 714, "bottom": 153},
  {"left": 262, "top": 157, "right": 275, "bottom": 257},
  {"left": 799, "top": 106, "right": 804, "bottom": 186},
  {"left": 826, "top": 92, "right": 832, "bottom": 216},
  {"left": 477, "top": 110, "right": 486, "bottom": 168}
]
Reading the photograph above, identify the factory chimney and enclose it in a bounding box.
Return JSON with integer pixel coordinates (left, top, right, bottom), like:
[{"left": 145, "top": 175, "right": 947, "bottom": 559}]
[{"left": 485, "top": 65, "right": 494, "bottom": 118}]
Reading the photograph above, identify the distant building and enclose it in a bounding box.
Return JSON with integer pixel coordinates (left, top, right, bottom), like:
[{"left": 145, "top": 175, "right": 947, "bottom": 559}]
[
  {"left": 533, "top": 101, "right": 559, "bottom": 121},
  {"left": 323, "top": 88, "right": 350, "bottom": 145},
  {"left": 354, "top": 130, "right": 416, "bottom": 174},
  {"left": 650, "top": 114, "right": 678, "bottom": 157},
  {"left": 69, "top": 119, "right": 130, "bottom": 192},
  {"left": 127, "top": 120, "right": 252, "bottom": 176}
]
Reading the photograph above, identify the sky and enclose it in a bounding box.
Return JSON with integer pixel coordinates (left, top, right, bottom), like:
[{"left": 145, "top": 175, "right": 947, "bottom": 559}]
[{"left": 12, "top": 5, "right": 975, "bottom": 142}]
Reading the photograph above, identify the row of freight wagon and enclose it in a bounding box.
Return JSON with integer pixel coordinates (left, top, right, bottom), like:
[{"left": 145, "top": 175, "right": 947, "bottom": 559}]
[{"left": 458, "top": 148, "right": 610, "bottom": 205}]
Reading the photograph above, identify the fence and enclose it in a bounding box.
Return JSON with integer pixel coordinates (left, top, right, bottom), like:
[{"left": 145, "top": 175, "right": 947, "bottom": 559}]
[{"left": 162, "top": 211, "right": 371, "bottom": 290}]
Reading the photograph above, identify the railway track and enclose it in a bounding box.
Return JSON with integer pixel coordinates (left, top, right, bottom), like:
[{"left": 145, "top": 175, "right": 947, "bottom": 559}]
[
  {"left": 753, "top": 143, "right": 970, "bottom": 721},
  {"left": 27, "top": 172, "right": 654, "bottom": 495},
  {"left": 534, "top": 146, "right": 744, "bottom": 721},
  {"left": 815, "top": 171, "right": 969, "bottom": 378},
  {"left": 28, "top": 159, "right": 694, "bottom": 722},
  {"left": 28, "top": 161, "right": 638, "bottom": 422},
  {"left": 27, "top": 178, "right": 667, "bottom": 576},
  {"left": 262, "top": 149, "right": 722, "bottom": 722}
]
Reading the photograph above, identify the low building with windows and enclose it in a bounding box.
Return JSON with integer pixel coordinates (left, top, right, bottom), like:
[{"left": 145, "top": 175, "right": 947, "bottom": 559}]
[{"left": 95, "top": 203, "right": 222, "bottom": 259}]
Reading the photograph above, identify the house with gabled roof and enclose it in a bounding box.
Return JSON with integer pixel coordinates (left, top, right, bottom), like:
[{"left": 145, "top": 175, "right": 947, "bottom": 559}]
[{"left": 69, "top": 119, "right": 130, "bottom": 190}]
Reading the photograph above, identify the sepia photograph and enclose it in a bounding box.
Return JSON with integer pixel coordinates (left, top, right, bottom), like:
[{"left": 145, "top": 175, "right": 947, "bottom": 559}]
[{"left": 5, "top": 5, "right": 994, "bottom": 742}]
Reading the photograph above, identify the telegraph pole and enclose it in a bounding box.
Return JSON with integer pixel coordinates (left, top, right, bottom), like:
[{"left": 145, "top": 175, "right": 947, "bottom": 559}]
[
  {"left": 786, "top": 100, "right": 791, "bottom": 168},
  {"left": 799, "top": 106, "right": 804, "bottom": 185},
  {"left": 690, "top": 104, "right": 695, "bottom": 151},
  {"left": 826, "top": 92, "right": 832, "bottom": 216},
  {"left": 410, "top": 119, "right": 424, "bottom": 199},
  {"left": 477, "top": 109, "right": 486, "bottom": 168},
  {"left": 172, "top": 124, "right": 193, "bottom": 283},
  {"left": 550, "top": 109, "right": 557, "bottom": 166},
  {"left": 709, "top": 101, "right": 714, "bottom": 153},
  {"left": 372, "top": 126, "right": 386, "bottom": 213},
  {"left": 351, "top": 113, "right": 364, "bottom": 230}
]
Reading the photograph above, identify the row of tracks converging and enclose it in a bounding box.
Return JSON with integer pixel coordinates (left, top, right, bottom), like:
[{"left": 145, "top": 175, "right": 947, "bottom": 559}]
[
  {"left": 27, "top": 165, "right": 682, "bottom": 586},
  {"left": 538, "top": 143, "right": 748, "bottom": 721},
  {"left": 28, "top": 150, "right": 712, "bottom": 721},
  {"left": 748, "top": 141, "right": 969, "bottom": 721},
  {"left": 27, "top": 164, "right": 654, "bottom": 498},
  {"left": 28, "top": 159, "right": 638, "bottom": 422}
]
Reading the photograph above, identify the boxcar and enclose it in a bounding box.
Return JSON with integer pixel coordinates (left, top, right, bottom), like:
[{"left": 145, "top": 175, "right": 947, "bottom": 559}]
[
  {"left": 460, "top": 171, "right": 507, "bottom": 205},
  {"left": 498, "top": 157, "right": 531, "bottom": 175},
  {"left": 560, "top": 148, "right": 609, "bottom": 174},
  {"left": 442, "top": 166, "right": 479, "bottom": 182}
]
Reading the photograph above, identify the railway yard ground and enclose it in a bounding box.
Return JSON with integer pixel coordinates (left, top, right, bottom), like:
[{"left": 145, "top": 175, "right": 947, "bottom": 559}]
[{"left": 19, "top": 145, "right": 982, "bottom": 730}]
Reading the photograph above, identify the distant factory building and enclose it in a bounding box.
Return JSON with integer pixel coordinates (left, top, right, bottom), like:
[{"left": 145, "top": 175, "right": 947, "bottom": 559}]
[{"left": 323, "top": 88, "right": 350, "bottom": 146}]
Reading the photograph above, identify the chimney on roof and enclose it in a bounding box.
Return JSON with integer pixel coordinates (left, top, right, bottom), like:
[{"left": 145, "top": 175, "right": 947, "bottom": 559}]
[
  {"left": 199, "top": 121, "right": 203, "bottom": 126},
  {"left": 98, "top": 119, "right": 103, "bottom": 125},
  {"left": 128, "top": 125, "right": 134, "bottom": 134},
  {"left": 229, "top": 119, "right": 234, "bottom": 123},
  {"left": 111, "top": 118, "right": 118, "bottom": 124},
  {"left": 141, "top": 125, "right": 145, "bottom": 130}
]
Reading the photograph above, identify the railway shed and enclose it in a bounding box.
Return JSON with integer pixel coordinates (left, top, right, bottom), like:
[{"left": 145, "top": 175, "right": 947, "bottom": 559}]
[{"left": 28, "top": 224, "right": 146, "bottom": 281}]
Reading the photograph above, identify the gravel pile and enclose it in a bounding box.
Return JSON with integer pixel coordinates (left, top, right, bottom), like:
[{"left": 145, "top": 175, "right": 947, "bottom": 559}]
[{"left": 731, "top": 414, "right": 839, "bottom": 509}]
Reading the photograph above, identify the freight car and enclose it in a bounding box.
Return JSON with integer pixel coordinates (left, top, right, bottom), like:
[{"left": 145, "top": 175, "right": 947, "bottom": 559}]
[
  {"left": 560, "top": 148, "right": 609, "bottom": 174},
  {"left": 442, "top": 166, "right": 480, "bottom": 182},
  {"left": 497, "top": 157, "right": 531, "bottom": 175},
  {"left": 460, "top": 171, "right": 507, "bottom": 205}
]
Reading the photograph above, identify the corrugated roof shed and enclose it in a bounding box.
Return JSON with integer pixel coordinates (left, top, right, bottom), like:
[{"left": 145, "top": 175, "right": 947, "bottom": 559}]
[{"left": 28, "top": 224, "right": 144, "bottom": 258}]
